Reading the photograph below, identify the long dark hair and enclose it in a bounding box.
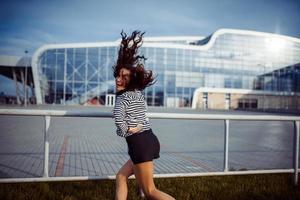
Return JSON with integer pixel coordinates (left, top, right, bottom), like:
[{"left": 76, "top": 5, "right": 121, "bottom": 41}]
[{"left": 113, "top": 30, "right": 155, "bottom": 91}]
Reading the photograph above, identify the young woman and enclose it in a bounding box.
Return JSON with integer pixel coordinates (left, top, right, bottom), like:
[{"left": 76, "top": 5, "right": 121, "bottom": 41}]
[{"left": 113, "top": 31, "right": 175, "bottom": 200}]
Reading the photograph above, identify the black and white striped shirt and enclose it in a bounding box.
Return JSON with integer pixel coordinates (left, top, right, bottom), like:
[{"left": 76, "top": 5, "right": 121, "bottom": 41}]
[{"left": 113, "top": 90, "right": 151, "bottom": 137}]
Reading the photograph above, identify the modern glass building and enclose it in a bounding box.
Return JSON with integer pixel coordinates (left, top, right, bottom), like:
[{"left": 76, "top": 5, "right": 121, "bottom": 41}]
[{"left": 32, "top": 29, "right": 300, "bottom": 109}]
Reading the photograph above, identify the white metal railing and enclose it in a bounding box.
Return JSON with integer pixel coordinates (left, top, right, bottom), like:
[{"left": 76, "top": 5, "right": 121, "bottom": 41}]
[{"left": 0, "top": 108, "right": 299, "bottom": 185}]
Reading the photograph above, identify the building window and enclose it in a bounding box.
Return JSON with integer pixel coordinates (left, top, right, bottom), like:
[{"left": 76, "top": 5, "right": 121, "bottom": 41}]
[
  {"left": 225, "top": 93, "right": 231, "bottom": 100},
  {"left": 202, "top": 92, "right": 208, "bottom": 109},
  {"left": 238, "top": 98, "right": 258, "bottom": 109}
]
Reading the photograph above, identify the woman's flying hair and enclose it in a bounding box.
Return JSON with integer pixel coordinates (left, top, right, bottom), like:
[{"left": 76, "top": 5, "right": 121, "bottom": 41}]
[{"left": 113, "top": 30, "right": 155, "bottom": 91}]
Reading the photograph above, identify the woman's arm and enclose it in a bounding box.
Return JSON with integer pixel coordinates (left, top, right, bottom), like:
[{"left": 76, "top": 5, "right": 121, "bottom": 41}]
[
  {"left": 114, "top": 100, "right": 129, "bottom": 137},
  {"left": 114, "top": 98, "right": 142, "bottom": 136}
]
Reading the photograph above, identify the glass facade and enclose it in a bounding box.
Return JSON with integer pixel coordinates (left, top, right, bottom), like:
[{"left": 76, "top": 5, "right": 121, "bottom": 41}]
[{"left": 33, "top": 29, "right": 300, "bottom": 107}]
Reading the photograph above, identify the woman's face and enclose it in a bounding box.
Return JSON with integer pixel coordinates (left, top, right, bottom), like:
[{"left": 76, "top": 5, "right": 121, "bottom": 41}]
[{"left": 115, "top": 68, "right": 131, "bottom": 91}]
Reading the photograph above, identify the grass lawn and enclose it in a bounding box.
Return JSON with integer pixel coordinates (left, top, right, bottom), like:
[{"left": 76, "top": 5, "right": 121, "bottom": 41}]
[{"left": 1, "top": 173, "right": 300, "bottom": 200}]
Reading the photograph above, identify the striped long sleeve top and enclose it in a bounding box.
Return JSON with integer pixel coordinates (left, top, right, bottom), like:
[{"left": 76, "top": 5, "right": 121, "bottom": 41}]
[{"left": 113, "top": 90, "right": 151, "bottom": 137}]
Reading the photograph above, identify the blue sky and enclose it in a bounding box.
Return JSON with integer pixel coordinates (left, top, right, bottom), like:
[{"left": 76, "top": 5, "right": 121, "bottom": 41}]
[{"left": 0, "top": 0, "right": 300, "bottom": 56}]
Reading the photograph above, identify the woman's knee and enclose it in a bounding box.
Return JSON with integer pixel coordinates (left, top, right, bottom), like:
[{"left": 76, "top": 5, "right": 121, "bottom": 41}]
[
  {"left": 142, "top": 186, "right": 157, "bottom": 198},
  {"left": 116, "top": 171, "right": 128, "bottom": 183}
]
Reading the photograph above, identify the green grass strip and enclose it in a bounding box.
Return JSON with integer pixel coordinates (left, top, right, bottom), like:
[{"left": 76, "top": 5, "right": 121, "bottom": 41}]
[{"left": 1, "top": 174, "right": 300, "bottom": 200}]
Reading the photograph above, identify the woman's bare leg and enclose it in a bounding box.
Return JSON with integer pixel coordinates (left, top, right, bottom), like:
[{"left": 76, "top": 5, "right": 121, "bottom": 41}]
[
  {"left": 115, "top": 159, "right": 134, "bottom": 200},
  {"left": 133, "top": 161, "right": 175, "bottom": 200}
]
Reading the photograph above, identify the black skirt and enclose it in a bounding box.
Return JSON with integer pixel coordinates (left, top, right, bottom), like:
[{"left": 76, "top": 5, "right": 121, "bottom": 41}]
[{"left": 125, "top": 129, "right": 160, "bottom": 164}]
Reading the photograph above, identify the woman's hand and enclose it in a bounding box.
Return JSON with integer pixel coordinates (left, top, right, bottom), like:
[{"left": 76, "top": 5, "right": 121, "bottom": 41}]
[{"left": 128, "top": 124, "right": 143, "bottom": 134}]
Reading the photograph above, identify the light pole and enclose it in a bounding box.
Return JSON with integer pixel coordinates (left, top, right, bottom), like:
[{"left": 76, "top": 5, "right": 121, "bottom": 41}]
[
  {"left": 263, "top": 65, "right": 265, "bottom": 112},
  {"left": 24, "top": 50, "right": 29, "bottom": 107}
]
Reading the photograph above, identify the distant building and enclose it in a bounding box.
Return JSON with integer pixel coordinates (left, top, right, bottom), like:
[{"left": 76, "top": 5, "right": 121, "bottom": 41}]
[
  {"left": 31, "top": 29, "right": 300, "bottom": 110},
  {"left": 0, "top": 55, "right": 33, "bottom": 105}
]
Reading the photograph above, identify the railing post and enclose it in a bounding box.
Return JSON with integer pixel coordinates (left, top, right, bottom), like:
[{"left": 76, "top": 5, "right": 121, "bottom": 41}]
[
  {"left": 294, "top": 121, "right": 300, "bottom": 186},
  {"left": 224, "top": 119, "right": 229, "bottom": 172},
  {"left": 43, "top": 115, "right": 51, "bottom": 178}
]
